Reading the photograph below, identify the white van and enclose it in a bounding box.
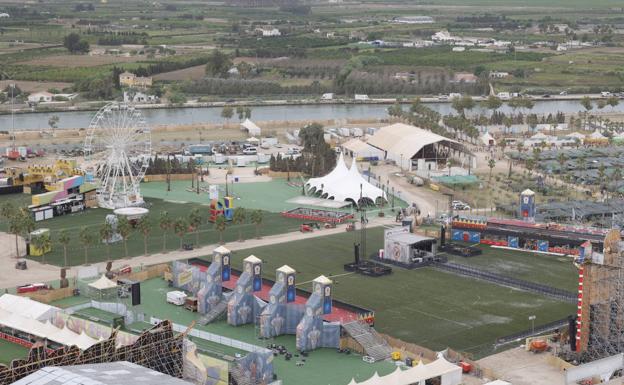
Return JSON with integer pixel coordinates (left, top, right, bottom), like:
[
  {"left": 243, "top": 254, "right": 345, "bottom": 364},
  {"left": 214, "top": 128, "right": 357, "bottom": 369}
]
[{"left": 166, "top": 291, "right": 187, "bottom": 306}]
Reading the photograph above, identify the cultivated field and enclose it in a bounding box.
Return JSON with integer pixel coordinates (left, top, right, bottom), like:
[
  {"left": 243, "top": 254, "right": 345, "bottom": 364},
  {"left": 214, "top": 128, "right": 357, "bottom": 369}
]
[
  {"left": 18, "top": 53, "right": 153, "bottom": 68},
  {"left": 0, "top": 80, "right": 72, "bottom": 93},
  {"left": 153, "top": 64, "right": 207, "bottom": 81}
]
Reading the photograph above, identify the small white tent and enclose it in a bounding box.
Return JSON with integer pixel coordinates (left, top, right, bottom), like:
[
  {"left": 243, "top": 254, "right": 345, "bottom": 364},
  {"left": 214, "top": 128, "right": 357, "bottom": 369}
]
[
  {"left": 88, "top": 275, "right": 118, "bottom": 290},
  {"left": 240, "top": 119, "right": 261, "bottom": 136}
]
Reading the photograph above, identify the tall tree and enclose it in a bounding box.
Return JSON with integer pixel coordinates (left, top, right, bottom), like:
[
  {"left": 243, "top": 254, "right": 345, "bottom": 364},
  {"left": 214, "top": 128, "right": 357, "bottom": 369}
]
[
  {"left": 31, "top": 232, "right": 51, "bottom": 264},
  {"left": 188, "top": 208, "right": 202, "bottom": 246},
  {"left": 79, "top": 228, "right": 93, "bottom": 265},
  {"left": 117, "top": 217, "right": 132, "bottom": 258},
  {"left": 232, "top": 207, "right": 247, "bottom": 242},
  {"left": 250, "top": 210, "right": 263, "bottom": 239},
  {"left": 99, "top": 222, "right": 114, "bottom": 261},
  {"left": 138, "top": 217, "right": 152, "bottom": 256},
  {"left": 215, "top": 215, "right": 227, "bottom": 244},
  {"left": 174, "top": 217, "right": 188, "bottom": 249},
  {"left": 159, "top": 211, "right": 172, "bottom": 252},
  {"left": 205, "top": 50, "right": 232, "bottom": 78},
  {"left": 58, "top": 230, "right": 71, "bottom": 267},
  {"left": 63, "top": 33, "right": 90, "bottom": 53},
  {"left": 298, "top": 123, "right": 336, "bottom": 176},
  {"left": 488, "top": 158, "right": 496, "bottom": 182},
  {"left": 221, "top": 105, "right": 234, "bottom": 128}
]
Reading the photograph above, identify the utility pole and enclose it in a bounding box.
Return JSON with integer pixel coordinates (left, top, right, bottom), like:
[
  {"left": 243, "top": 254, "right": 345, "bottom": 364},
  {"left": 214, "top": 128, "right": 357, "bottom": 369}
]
[{"left": 166, "top": 154, "right": 171, "bottom": 192}]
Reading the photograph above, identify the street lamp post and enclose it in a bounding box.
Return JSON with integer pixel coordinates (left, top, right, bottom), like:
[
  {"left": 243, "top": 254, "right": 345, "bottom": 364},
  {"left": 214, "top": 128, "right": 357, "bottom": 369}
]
[{"left": 529, "top": 315, "right": 536, "bottom": 334}]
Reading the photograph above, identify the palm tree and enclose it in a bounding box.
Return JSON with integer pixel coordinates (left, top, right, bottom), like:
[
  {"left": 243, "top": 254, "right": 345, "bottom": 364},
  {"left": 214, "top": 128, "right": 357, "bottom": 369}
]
[
  {"left": 79, "top": 228, "right": 93, "bottom": 265},
  {"left": 99, "top": 222, "right": 114, "bottom": 261},
  {"left": 557, "top": 153, "right": 567, "bottom": 174},
  {"left": 581, "top": 96, "right": 593, "bottom": 130},
  {"left": 31, "top": 232, "right": 51, "bottom": 264},
  {"left": 232, "top": 207, "right": 247, "bottom": 242},
  {"left": 58, "top": 230, "right": 71, "bottom": 267},
  {"left": 188, "top": 208, "right": 202, "bottom": 246},
  {"left": 250, "top": 210, "right": 263, "bottom": 239},
  {"left": 20, "top": 209, "right": 35, "bottom": 248},
  {"left": 488, "top": 158, "right": 496, "bottom": 182},
  {"left": 117, "top": 216, "right": 132, "bottom": 258},
  {"left": 137, "top": 217, "right": 152, "bottom": 256},
  {"left": 159, "top": 211, "right": 172, "bottom": 252},
  {"left": 215, "top": 215, "right": 227, "bottom": 244},
  {"left": 6, "top": 208, "right": 21, "bottom": 259},
  {"left": 174, "top": 217, "right": 188, "bottom": 249}
]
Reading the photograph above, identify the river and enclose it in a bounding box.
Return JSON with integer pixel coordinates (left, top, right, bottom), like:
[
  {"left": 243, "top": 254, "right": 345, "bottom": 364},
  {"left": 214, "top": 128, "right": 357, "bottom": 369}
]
[{"left": 1, "top": 100, "right": 623, "bottom": 131}]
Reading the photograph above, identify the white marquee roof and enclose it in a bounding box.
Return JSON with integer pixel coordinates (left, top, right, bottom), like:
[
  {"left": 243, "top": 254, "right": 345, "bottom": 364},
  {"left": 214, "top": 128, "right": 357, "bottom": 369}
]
[
  {"left": 348, "top": 357, "right": 462, "bottom": 385},
  {"left": 306, "top": 153, "right": 386, "bottom": 203},
  {"left": 0, "top": 308, "right": 100, "bottom": 350},
  {"left": 0, "top": 294, "right": 59, "bottom": 321},
  {"left": 367, "top": 123, "right": 468, "bottom": 165}
]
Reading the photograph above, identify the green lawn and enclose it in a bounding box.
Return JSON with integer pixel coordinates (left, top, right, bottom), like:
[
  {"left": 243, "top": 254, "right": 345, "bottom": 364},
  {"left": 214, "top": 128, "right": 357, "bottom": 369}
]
[
  {"left": 445, "top": 244, "right": 579, "bottom": 292},
  {"left": 0, "top": 194, "right": 305, "bottom": 267},
  {"left": 0, "top": 339, "right": 30, "bottom": 365},
  {"left": 206, "top": 228, "right": 575, "bottom": 358},
  {"left": 118, "top": 278, "right": 397, "bottom": 385}
]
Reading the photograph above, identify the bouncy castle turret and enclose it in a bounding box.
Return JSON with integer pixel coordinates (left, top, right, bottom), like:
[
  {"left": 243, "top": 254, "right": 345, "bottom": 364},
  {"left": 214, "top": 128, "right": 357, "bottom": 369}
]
[{"left": 228, "top": 255, "right": 263, "bottom": 326}]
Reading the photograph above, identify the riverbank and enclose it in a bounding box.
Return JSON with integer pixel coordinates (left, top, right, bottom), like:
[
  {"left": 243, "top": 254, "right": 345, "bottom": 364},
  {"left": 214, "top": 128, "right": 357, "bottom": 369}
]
[{"left": 0, "top": 93, "right": 619, "bottom": 117}]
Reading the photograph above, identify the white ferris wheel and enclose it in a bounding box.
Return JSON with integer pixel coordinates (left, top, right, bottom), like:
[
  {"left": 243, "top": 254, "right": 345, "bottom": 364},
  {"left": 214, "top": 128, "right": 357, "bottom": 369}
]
[{"left": 84, "top": 102, "right": 151, "bottom": 209}]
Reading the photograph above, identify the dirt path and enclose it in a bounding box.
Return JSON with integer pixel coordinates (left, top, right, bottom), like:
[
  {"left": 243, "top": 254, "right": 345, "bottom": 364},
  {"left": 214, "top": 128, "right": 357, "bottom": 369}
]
[{"left": 0, "top": 216, "right": 397, "bottom": 290}]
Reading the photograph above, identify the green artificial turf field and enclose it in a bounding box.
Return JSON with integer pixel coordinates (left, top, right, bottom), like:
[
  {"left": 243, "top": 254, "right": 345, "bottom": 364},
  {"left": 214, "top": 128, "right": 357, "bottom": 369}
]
[
  {"left": 205, "top": 228, "right": 575, "bottom": 358},
  {"left": 0, "top": 339, "right": 30, "bottom": 365}
]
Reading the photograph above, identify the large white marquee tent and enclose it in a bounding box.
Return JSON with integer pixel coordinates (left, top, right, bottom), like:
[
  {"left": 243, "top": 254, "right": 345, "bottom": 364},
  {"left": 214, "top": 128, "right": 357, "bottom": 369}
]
[
  {"left": 306, "top": 153, "right": 386, "bottom": 204},
  {"left": 367, "top": 123, "right": 475, "bottom": 173}
]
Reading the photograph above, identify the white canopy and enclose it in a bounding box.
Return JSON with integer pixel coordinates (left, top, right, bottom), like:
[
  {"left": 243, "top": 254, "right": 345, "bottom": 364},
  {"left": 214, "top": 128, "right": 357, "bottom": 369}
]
[
  {"left": 530, "top": 132, "right": 548, "bottom": 140},
  {"left": 306, "top": 153, "right": 386, "bottom": 204},
  {"left": 480, "top": 132, "right": 495, "bottom": 146},
  {"left": 0, "top": 294, "right": 58, "bottom": 321},
  {"left": 589, "top": 130, "right": 606, "bottom": 139},
  {"left": 0, "top": 308, "right": 100, "bottom": 350},
  {"left": 240, "top": 119, "right": 261, "bottom": 136},
  {"left": 566, "top": 132, "right": 585, "bottom": 140},
  {"left": 88, "top": 275, "right": 118, "bottom": 290},
  {"left": 367, "top": 123, "right": 470, "bottom": 170},
  {"left": 349, "top": 357, "right": 462, "bottom": 385}
]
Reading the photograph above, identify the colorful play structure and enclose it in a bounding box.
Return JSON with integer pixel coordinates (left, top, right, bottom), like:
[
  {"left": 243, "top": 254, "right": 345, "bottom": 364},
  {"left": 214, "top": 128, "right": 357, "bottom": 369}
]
[
  {"left": 208, "top": 196, "right": 234, "bottom": 222},
  {"left": 170, "top": 248, "right": 380, "bottom": 357},
  {"left": 0, "top": 159, "right": 98, "bottom": 221}
]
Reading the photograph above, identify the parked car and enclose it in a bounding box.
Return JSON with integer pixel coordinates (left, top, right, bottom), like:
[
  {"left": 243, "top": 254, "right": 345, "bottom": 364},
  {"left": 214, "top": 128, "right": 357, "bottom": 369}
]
[{"left": 242, "top": 147, "right": 257, "bottom": 155}]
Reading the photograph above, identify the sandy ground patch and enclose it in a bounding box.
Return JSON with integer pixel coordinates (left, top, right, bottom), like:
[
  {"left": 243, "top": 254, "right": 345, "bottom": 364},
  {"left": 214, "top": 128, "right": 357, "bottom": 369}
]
[{"left": 478, "top": 347, "right": 564, "bottom": 385}]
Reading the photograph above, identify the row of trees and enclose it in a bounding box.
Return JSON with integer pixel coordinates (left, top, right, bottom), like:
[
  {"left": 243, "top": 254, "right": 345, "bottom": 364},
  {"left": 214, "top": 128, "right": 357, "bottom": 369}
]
[
  {"left": 269, "top": 123, "right": 336, "bottom": 176},
  {"left": 1, "top": 204, "right": 266, "bottom": 267}
]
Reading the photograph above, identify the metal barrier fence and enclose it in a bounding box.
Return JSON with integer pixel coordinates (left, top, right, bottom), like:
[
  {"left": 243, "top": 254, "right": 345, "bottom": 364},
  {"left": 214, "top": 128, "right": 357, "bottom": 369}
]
[
  {"left": 149, "top": 317, "right": 271, "bottom": 354},
  {"left": 432, "top": 262, "right": 577, "bottom": 303},
  {"left": 495, "top": 317, "right": 570, "bottom": 347}
]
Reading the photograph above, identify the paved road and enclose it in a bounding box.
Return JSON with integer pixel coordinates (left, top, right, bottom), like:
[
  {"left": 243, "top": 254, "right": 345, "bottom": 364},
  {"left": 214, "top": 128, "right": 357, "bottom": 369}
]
[{"left": 0, "top": 216, "right": 397, "bottom": 290}]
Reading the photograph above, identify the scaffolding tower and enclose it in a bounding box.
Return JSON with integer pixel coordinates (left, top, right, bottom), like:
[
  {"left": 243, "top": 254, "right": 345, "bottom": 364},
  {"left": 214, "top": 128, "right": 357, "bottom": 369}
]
[{"left": 577, "top": 229, "right": 624, "bottom": 362}]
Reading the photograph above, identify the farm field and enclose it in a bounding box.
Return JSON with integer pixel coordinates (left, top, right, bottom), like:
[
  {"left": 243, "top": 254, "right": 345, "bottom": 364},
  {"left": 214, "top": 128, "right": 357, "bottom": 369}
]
[
  {"left": 200, "top": 228, "right": 575, "bottom": 358},
  {"left": 153, "top": 64, "right": 207, "bottom": 81},
  {"left": 17, "top": 53, "right": 154, "bottom": 68}
]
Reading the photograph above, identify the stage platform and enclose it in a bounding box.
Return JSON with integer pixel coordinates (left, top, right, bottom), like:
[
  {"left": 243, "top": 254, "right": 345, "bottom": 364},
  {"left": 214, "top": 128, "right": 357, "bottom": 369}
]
[{"left": 286, "top": 196, "right": 351, "bottom": 209}]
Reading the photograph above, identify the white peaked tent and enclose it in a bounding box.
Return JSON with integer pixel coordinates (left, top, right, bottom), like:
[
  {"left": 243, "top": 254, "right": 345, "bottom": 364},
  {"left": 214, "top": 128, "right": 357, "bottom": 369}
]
[
  {"left": 306, "top": 153, "right": 386, "bottom": 204},
  {"left": 348, "top": 356, "right": 462, "bottom": 385},
  {"left": 88, "top": 275, "right": 118, "bottom": 290},
  {"left": 240, "top": 119, "right": 261, "bottom": 136}
]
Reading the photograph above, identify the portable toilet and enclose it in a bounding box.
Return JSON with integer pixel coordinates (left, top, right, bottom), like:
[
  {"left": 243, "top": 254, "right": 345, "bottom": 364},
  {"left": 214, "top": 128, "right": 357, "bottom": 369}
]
[{"left": 520, "top": 189, "right": 535, "bottom": 222}]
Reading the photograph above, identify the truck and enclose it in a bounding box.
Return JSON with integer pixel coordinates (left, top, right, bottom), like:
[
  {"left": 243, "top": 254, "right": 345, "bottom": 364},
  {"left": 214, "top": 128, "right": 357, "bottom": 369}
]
[{"left": 166, "top": 290, "right": 187, "bottom": 306}]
